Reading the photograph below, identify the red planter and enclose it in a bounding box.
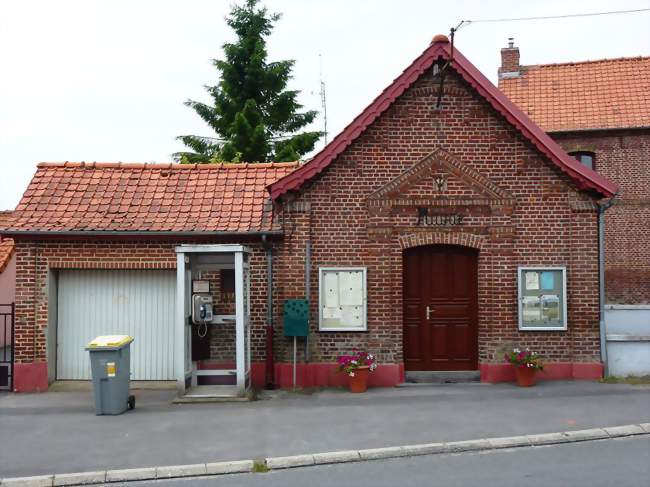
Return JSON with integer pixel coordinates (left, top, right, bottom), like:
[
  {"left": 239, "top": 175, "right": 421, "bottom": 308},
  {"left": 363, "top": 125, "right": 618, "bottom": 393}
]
[
  {"left": 515, "top": 366, "right": 538, "bottom": 387},
  {"left": 348, "top": 366, "right": 370, "bottom": 393}
]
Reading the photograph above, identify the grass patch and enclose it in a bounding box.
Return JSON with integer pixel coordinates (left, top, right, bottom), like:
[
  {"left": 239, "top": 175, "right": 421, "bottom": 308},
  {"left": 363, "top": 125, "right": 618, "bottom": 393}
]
[
  {"left": 252, "top": 460, "right": 269, "bottom": 473},
  {"left": 600, "top": 375, "right": 650, "bottom": 385}
]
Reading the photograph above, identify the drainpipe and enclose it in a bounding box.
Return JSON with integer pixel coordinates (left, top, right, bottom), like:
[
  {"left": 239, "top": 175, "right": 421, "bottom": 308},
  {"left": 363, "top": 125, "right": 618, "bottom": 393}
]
[
  {"left": 304, "top": 240, "right": 311, "bottom": 363},
  {"left": 598, "top": 193, "right": 617, "bottom": 377},
  {"left": 262, "top": 234, "right": 275, "bottom": 389}
]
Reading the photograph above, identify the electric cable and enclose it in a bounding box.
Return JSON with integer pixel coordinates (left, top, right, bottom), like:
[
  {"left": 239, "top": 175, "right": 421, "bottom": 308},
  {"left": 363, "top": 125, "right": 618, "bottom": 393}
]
[{"left": 462, "top": 7, "right": 650, "bottom": 25}]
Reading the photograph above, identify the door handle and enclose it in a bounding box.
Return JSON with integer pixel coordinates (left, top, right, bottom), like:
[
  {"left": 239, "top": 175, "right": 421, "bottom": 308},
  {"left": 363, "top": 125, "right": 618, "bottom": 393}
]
[{"left": 426, "top": 306, "right": 434, "bottom": 320}]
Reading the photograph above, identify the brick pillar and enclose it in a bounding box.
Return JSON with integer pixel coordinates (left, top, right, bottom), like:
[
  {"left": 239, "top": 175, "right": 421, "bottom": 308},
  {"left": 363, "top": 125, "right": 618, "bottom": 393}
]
[{"left": 13, "top": 240, "right": 49, "bottom": 392}]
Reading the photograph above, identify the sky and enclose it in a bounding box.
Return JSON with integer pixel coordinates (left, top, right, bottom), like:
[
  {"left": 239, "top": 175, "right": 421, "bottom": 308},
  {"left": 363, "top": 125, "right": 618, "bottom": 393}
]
[{"left": 1, "top": 0, "right": 649, "bottom": 210}]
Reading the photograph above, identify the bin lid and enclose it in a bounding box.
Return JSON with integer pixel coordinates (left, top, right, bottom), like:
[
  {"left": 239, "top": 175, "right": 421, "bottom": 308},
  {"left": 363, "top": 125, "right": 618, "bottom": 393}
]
[{"left": 87, "top": 335, "right": 134, "bottom": 349}]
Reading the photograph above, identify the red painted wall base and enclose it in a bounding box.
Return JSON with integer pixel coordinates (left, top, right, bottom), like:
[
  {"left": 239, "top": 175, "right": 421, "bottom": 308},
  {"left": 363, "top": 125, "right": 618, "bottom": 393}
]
[
  {"left": 479, "top": 362, "right": 603, "bottom": 383},
  {"left": 14, "top": 362, "right": 49, "bottom": 392},
  {"left": 272, "top": 362, "right": 405, "bottom": 389},
  {"left": 9, "top": 360, "right": 602, "bottom": 392},
  {"left": 199, "top": 361, "right": 405, "bottom": 389}
]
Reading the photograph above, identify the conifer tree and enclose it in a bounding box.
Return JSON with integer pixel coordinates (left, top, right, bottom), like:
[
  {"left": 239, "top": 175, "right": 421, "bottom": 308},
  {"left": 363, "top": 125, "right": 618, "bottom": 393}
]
[{"left": 175, "top": 0, "right": 321, "bottom": 163}]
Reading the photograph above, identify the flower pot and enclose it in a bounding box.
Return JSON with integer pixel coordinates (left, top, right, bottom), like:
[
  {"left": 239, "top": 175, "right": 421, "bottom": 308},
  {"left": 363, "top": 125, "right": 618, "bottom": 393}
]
[
  {"left": 348, "top": 366, "right": 370, "bottom": 393},
  {"left": 515, "top": 366, "right": 537, "bottom": 387}
]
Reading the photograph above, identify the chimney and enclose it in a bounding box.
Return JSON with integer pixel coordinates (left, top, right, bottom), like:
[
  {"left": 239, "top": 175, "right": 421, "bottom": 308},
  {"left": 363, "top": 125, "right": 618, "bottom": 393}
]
[{"left": 499, "top": 37, "right": 520, "bottom": 79}]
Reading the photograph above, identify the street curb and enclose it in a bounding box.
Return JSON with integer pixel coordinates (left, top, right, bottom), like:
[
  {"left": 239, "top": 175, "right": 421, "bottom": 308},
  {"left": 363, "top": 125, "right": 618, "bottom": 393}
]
[{"left": 1, "top": 423, "right": 648, "bottom": 486}]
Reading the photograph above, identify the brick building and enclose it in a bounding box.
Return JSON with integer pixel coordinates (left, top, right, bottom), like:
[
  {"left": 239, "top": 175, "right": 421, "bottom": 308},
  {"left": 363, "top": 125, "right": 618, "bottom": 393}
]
[
  {"left": 498, "top": 42, "right": 650, "bottom": 304},
  {"left": 1, "top": 35, "right": 618, "bottom": 393}
]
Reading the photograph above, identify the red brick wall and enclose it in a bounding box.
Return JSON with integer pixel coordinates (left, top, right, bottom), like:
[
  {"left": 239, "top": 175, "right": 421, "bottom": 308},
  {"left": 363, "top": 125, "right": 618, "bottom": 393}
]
[
  {"left": 273, "top": 69, "right": 602, "bottom": 365},
  {"left": 552, "top": 130, "right": 650, "bottom": 304},
  {"left": 12, "top": 239, "right": 271, "bottom": 365}
]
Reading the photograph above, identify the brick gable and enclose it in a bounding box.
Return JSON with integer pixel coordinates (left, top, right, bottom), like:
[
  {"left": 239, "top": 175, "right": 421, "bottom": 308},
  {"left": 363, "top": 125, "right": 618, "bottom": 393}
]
[{"left": 270, "top": 38, "right": 617, "bottom": 200}]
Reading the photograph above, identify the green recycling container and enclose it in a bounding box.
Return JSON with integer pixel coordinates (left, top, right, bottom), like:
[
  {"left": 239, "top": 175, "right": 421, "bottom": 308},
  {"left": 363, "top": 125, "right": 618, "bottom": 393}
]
[{"left": 85, "top": 335, "right": 136, "bottom": 415}]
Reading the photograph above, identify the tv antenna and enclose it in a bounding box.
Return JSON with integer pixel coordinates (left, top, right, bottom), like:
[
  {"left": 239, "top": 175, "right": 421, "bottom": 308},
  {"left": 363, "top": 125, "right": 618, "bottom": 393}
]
[
  {"left": 319, "top": 54, "right": 328, "bottom": 145},
  {"left": 436, "top": 21, "right": 466, "bottom": 109}
]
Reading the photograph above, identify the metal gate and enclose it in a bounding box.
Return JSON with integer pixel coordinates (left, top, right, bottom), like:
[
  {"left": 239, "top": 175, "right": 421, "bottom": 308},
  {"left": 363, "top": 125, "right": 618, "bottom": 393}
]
[{"left": 0, "top": 303, "right": 14, "bottom": 391}]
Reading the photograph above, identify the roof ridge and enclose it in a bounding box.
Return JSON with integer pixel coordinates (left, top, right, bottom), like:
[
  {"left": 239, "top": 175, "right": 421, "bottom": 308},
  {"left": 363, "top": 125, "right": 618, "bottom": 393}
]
[
  {"left": 36, "top": 161, "right": 300, "bottom": 170},
  {"left": 521, "top": 55, "right": 650, "bottom": 70}
]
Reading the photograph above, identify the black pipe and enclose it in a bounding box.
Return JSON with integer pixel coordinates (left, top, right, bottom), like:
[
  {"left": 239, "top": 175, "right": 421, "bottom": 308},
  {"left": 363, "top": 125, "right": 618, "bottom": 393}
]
[
  {"left": 304, "top": 240, "right": 311, "bottom": 363},
  {"left": 598, "top": 192, "right": 618, "bottom": 376},
  {"left": 262, "top": 234, "right": 275, "bottom": 389}
]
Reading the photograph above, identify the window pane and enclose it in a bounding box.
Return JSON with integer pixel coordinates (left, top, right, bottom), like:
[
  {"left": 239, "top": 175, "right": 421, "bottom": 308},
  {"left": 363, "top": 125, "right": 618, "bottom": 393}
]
[
  {"left": 320, "top": 268, "right": 366, "bottom": 330},
  {"left": 520, "top": 268, "right": 565, "bottom": 329},
  {"left": 570, "top": 152, "right": 594, "bottom": 170},
  {"left": 522, "top": 296, "right": 541, "bottom": 323},
  {"left": 541, "top": 294, "right": 561, "bottom": 322},
  {"left": 524, "top": 271, "right": 539, "bottom": 291},
  {"left": 540, "top": 271, "right": 554, "bottom": 290},
  {"left": 220, "top": 269, "right": 235, "bottom": 301},
  {"left": 579, "top": 154, "right": 593, "bottom": 170}
]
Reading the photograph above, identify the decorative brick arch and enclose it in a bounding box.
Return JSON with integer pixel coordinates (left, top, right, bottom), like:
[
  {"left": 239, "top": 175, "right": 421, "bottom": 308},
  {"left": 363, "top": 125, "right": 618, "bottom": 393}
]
[{"left": 398, "top": 232, "right": 486, "bottom": 250}]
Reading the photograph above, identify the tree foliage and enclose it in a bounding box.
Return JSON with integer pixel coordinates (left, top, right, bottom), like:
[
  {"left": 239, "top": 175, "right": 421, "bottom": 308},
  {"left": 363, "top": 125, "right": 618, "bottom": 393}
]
[{"left": 175, "top": 0, "right": 321, "bottom": 163}]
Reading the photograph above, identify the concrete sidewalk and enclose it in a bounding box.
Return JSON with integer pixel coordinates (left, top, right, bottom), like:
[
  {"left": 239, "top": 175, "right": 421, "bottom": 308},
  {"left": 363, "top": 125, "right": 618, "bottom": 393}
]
[{"left": 0, "top": 381, "right": 649, "bottom": 478}]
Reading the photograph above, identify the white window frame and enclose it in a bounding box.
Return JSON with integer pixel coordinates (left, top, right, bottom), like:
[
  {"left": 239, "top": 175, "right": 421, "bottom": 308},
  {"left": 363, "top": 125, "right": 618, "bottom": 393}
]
[
  {"left": 518, "top": 266, "right": 567, "bottom": 331},
  {"left": 318, "top": 267, "right": 367, "bottom": 332}
]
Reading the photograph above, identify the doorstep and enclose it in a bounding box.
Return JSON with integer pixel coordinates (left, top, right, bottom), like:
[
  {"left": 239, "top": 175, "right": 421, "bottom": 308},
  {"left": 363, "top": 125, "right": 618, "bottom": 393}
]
[
  {"left": 402, "top": 371, "right": 481, "bottom": 384},
  {"left": 172, "top": 385, "right": 252, "bottom": 404}
]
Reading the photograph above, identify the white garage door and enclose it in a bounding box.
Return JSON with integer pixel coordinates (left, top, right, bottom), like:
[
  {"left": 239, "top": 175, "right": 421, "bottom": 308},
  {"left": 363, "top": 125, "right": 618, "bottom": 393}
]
[{"left": 57, "top": 269, "right": 176, "bottom": 380}]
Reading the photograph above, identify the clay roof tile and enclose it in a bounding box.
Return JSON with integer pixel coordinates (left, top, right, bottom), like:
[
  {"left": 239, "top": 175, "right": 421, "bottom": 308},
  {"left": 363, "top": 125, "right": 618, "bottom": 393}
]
[
  {"left": 500, "top": 56, "right": 650, "bottom": 131},
  {"left": 1, "top": 162, "right": 299, "bottom": 234}
]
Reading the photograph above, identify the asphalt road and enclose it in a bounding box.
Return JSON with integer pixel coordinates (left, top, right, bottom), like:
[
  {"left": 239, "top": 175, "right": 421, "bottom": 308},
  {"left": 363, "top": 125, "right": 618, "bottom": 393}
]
[
  {"left": 1, "top": 381, "right": 649, "bottom": 477},
  {"left": 118, "top": 436, "right": 650, "bottom": 487}
]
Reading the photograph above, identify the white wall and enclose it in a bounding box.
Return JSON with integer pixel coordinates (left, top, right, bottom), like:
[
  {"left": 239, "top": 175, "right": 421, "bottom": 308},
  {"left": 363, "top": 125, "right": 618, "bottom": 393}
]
[{"left": 605, "top": 305, "right": 650, "bottom": 377}]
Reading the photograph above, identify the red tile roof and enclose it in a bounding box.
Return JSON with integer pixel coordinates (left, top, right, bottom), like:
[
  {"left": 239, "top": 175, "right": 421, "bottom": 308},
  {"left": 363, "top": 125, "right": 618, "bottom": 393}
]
[
  {"left": 0, "top": 239, "right": 14, "bottom": 272},
  {"left": 499, "top": 56, "right": 650, "bottom": 132},
  {"left": 0, "top": 212, "right": 14, "bottom": 271},
  {"left": 1, "top": 162, "right": 299, "bottom": 235},
  {"left": 269, "top": 37, "right": 618, "bottom": 200}
]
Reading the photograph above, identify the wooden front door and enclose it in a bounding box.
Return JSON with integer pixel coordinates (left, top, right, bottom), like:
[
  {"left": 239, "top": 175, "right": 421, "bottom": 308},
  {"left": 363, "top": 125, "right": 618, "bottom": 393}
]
[{"left": 403, "top": 245, "right": 478, "bottom": 371}]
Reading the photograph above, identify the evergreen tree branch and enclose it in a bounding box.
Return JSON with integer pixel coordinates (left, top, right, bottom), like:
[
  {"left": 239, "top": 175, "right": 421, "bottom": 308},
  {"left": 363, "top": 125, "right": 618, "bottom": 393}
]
[{"left": 176, "top": 0, "right": 321, "bottom": 164}]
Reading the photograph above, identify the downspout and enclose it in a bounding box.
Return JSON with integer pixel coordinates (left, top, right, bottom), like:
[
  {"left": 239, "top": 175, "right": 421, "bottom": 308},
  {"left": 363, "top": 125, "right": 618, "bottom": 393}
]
[
  {"left": 32, "top": 241, "right": 40, "bottom": 363},
  {"left": 304, "top": 240, "right": 311, "bottom": 363},
  {"left": 262, "top": 234, "right": 275, "bottom": 389},
  {"left": 598, "top": 193, "right": 617, "bottom": 377}
]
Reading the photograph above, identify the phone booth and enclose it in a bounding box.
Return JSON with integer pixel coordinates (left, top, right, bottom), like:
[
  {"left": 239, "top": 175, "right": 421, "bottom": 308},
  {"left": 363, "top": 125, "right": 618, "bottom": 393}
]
[{"left": 174, "top": 245, "right": 251, "bottom": 399}]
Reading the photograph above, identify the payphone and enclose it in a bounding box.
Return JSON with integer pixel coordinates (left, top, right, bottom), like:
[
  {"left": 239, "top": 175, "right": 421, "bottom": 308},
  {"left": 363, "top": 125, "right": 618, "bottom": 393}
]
[
  {"left": 192, "top": 294, "right": 213, "bottom": 323},
  {"left": 191, "top": 280, "right": 213, "bottom": 338}
]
